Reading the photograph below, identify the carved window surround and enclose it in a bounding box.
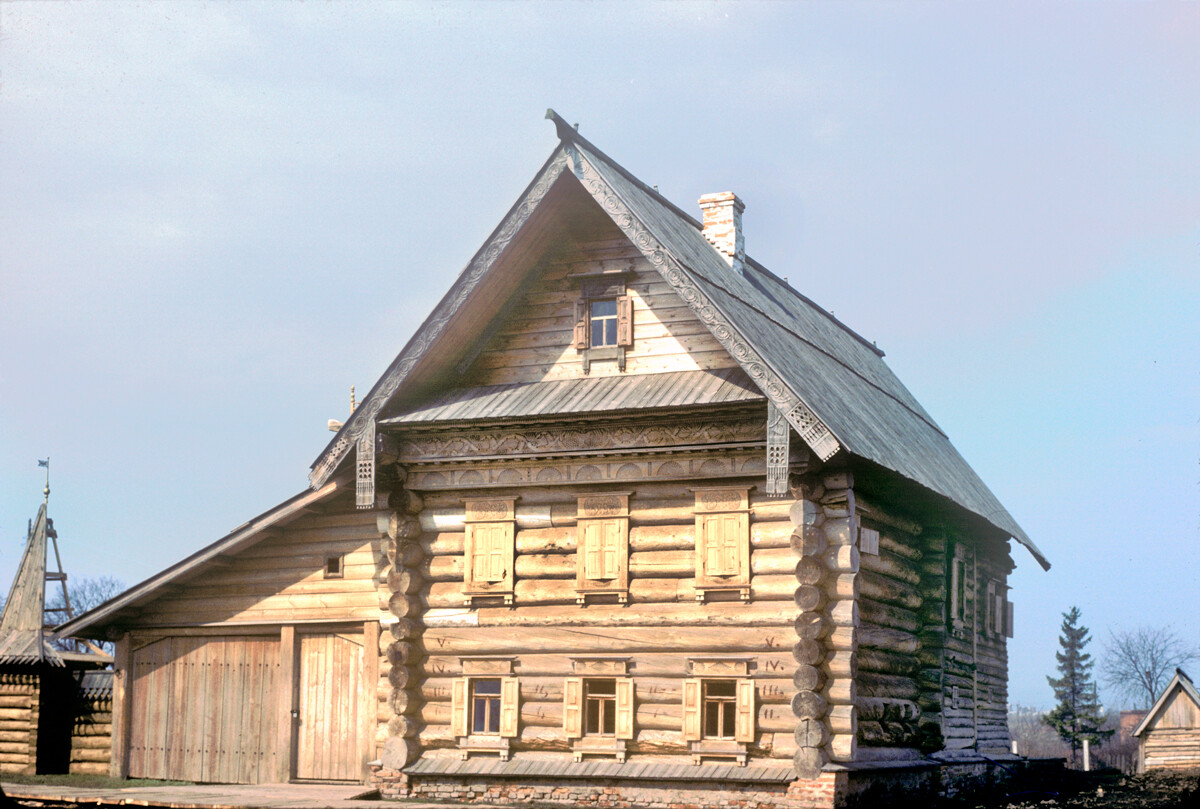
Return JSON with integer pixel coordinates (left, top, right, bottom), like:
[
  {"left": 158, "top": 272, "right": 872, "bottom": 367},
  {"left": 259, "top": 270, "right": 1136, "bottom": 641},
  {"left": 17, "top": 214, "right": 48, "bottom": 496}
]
[
  {"left": 570, "top": 657, "right": 631, "bottom": 676},
  {"left": 463, "top": 498, "right": 517, "bottom": 607},
  {"left": 460, "top": 657, "right": 517, "bottom": 676},
  {"left": 692, "top": 487, "right": 752, "bottom": 602},
  {"left": 575, "top": 493, "right": 630, "bottom": 605},
  {"left": 687, "top": 657, "right": 753, "bottom": 678}
]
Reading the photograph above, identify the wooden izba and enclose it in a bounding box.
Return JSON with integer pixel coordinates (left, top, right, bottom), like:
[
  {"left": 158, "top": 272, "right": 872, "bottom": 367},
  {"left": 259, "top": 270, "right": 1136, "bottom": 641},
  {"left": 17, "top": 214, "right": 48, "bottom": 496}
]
[{"left": 55, "top": 116, "right": 1047, "bottom": 809}]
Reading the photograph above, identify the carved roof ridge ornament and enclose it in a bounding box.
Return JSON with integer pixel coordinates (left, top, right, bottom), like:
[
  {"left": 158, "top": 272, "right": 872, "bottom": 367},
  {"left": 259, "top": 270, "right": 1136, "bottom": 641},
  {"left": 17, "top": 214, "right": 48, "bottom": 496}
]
[
  {"left": 564, "top": 142, "right": 841, "bottom": 463},
  {"left": 309, "top": 147, "right": 573, "bottom": 489}
]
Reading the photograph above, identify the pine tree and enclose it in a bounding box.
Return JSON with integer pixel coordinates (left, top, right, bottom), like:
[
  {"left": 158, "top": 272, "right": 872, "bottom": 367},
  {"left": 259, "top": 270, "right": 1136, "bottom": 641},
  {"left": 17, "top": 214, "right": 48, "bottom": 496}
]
[{"left": 1044, "top": 606, "right": 1113, "bottom": 762}]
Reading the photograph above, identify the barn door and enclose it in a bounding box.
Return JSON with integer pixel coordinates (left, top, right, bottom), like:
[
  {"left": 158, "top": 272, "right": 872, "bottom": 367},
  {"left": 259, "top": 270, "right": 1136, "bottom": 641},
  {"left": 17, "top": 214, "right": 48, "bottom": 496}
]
[
  {"left": 127, "top": 635, "right": 279, "bottom": 784},
  {"left": 295, "top": 631, "right": 365, "bottom": 781}
]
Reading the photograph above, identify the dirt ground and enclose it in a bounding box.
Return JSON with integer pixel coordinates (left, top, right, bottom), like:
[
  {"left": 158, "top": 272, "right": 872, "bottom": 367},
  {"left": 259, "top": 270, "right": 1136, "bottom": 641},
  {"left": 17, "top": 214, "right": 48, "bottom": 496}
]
[{"left": 947, "top": 768, "right": 1200, "bottom": 809}]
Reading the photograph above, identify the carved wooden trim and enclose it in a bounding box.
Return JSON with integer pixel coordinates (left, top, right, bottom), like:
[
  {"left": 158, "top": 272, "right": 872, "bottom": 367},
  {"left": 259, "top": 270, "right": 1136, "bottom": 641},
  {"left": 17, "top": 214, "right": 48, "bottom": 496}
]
[
  {"left": 567, "top": 143, "right": 841, "bottom": 462},
  {"left": 460, "top": 657, "right": 516, "bottom": 676},
  {"left": 355, "top": 418, "right": 376, "bottom": 509},
  {"left": 393, "top": 417, "right": 766, "bottom": 462},
  {"left": 688, "top": 657, "right": 752, "bottom": 677},
  {"left": 575, "top": 494, "right": 630, "bottom": 605},
  {"left": 765, "top": 400, "right": 790, "bottom": 498},
  {"left": 309, "top": 148, "right": 573, "bottom": 489},
  {"left": 570, "top": 657, "right": 631, "bottom": 676},
  {"left": 692, "top": 487, "right": 751, "bottom": 601}
]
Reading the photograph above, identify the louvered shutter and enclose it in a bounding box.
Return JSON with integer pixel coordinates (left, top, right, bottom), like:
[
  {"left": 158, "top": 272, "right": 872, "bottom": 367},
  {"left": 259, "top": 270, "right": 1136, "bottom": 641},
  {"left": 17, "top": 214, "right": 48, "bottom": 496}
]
[
  {"left": 499, "top": 677, "right": 519, "bottom": 738},
  {"left": 681, "top": 679, "right": 702, "bottom": 741},
  {"left": 616, "top": 295, "right": 633, "bottom": 346},
  {"left": 735, "top": 679, "right": 756, "bottom": 742},
  {"left": 451, "top": 678, "right": 468, "bottom": 737},
  {"left": 615, "top": 679, "right": 634, "bottom": 740},
  {"left": 573, "top": 300, "right": 588, "bottom": 349}
]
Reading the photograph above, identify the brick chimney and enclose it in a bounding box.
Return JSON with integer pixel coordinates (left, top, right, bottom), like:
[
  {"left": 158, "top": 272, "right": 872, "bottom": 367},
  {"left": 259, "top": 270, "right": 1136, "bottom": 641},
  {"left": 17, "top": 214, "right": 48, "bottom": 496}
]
[{"left": 698, "top": 192, "right": 746, "bottom": 276}]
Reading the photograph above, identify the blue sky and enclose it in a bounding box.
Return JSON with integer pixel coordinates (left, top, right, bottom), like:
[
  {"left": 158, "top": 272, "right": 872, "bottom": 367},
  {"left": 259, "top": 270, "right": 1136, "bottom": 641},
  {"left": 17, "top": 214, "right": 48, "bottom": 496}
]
[{"left": 1, "top": 1, "right": 1196, "bottom": 709}]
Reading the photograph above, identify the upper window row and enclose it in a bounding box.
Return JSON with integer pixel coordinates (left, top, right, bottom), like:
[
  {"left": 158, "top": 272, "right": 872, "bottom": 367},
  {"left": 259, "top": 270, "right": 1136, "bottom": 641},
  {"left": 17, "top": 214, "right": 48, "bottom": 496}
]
[{"left": 462, "top": 490, "right": 751, "bottom": 607}]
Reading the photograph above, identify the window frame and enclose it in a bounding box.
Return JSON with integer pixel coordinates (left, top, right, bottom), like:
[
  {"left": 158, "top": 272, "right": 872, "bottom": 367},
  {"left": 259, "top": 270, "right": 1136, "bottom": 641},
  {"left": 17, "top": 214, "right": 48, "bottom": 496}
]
[
  {"left": 575, "top": 494, "right": 630, "bottom": 604},
  {"left": 572, "top": 274, "right": 633, "bottom": 373},
  {"left": 692, "top": 487, "right": 751, "bottom": 601},
  {"left": 682, "top": 676, "right": 755, "bottom": 744},
  {"left": 462, "top": 498, "right": 517, "bottom": 606}
]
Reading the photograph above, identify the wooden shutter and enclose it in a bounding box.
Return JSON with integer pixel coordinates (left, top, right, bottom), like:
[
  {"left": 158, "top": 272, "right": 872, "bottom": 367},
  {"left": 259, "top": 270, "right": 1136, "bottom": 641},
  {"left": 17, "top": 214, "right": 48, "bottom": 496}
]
[
  {"left": 986, "top": 580, "right": 997, "bottom": 635},
  {"left": 615, "top": 678, "right": 634, "bottom": 740},
  {"left": 563, "top": 677, "right": 583, "bottom": 738},
  {"left": 681, "top": 678, "right": 702, "bottom": 741},
  {"left": 485, "top": 526, "right": 507, "bottom": 582},
  {"left": 451, "top": 678, "right": 468, "bottom": 737},
  {"left": 720, "top": 514, "right": 742, "bottom": 576},
  {"left": 700, "top": 514, "right": 723, "bottom": 576},
  {"left": 602, "top": 521, "right": 620, "bottom": 579},
  {"left": 573, "top": 300, "right": 588, "bottom": 349},
  {"left": 616, "top": 295, "right": 633, "bottom": 346},
  {"left": 583, "top": 521, "right": 604, "bottom": 580},
  {"left": 499, "top": 677, "right": 519, "bottom": 738},
  {"left": 1005, "top": 600, "right": 1015, "bottom": 639},
  {"left": 735, "top": 679, "right": 756, "bottom": 743}
]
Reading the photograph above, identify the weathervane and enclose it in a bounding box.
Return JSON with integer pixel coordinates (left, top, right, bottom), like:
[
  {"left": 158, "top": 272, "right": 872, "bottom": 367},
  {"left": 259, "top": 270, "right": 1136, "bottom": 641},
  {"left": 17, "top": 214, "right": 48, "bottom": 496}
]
[{"left": 38, "top": 457, "right": 50, "bottom": 502}]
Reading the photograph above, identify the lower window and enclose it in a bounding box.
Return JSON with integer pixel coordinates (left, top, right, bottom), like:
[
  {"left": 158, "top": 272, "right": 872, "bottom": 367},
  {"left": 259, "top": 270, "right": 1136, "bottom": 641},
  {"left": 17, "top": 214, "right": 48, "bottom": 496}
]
[
  {"left": 584, "top": 678, "right": 617, "bottom": 736},
  {"left": 702, "top": 679, "right": 738, "bottom": 739},
  {"left": 471, "top": 678, "right": 502, "bottom": 734}
]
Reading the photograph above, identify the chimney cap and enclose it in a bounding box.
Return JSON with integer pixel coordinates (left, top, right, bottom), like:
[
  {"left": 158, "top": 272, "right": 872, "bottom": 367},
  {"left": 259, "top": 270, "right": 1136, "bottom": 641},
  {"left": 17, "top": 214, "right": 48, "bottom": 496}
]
[{"left": 698, "top": 192, "right": 745, "bottom": 212}]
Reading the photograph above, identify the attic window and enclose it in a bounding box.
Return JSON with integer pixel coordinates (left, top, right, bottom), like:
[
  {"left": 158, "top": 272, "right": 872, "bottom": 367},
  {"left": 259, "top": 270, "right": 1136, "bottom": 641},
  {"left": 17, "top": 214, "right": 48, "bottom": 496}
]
[
  {"left": 324, "top": 555, "right": 344, "bottom": 579},
  {"left": 572, "top": 274, "right": 633, "bottom": 373}
]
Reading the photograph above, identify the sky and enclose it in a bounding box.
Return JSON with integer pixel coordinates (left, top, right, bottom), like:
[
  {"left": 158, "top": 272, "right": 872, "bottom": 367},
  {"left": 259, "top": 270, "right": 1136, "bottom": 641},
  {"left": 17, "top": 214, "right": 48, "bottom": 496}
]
[{"left": 1, "top": 1, "right": 1197, "bottom": 711}]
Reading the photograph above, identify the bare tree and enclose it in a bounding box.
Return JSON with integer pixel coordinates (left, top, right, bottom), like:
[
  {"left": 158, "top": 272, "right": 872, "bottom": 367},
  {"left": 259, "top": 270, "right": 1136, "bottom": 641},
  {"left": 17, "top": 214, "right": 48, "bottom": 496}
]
[
  {"left": 47, "top": 575, "right": 126, "bottom": 654},
  {"left": 1101, "top": 626, "right": 1198, "bottom": 710}
]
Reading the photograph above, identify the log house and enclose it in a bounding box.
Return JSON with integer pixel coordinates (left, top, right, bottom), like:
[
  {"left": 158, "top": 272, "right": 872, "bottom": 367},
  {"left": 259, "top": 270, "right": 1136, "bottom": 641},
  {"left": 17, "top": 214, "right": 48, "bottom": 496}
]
[
  {"left": 55, "top": 112, "right": 1050, "bottom": 808},
  {"left": 1133, "top": 669, "right": 1200, "bottom": 772}
]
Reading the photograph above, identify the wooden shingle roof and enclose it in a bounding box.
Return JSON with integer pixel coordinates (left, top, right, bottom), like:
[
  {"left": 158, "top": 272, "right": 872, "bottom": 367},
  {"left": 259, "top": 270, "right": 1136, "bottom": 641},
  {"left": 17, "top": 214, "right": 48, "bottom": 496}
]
[
  {"left": 0, "top": 502, "right": 62, "bottom": 666},
  {"left": 310, "top": 112, "right": 1048, "bottom": 570}
]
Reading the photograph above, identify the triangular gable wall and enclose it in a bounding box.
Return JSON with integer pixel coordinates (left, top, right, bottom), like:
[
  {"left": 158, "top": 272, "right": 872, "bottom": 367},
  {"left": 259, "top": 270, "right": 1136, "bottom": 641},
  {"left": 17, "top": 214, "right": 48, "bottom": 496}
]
[{"left": 1135, "top": 671, "right": 1200, "bottom": 736}]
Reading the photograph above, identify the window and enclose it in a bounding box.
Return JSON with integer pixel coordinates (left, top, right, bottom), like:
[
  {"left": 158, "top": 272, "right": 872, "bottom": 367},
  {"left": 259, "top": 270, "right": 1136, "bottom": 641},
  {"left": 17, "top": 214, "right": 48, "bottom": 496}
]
[
  {"left": 463, "top": 498, "right": 516, "bottom": 605},
  {"left": 585, "top": 679, "right": 616, "bottom": 736},
  {"left": 681, "top": 677, "right": 755, "bottom": 743},
  {"left": 589, "top": 299, "right": 618, "bottom": 347},
  {"left": 323, "top": 555, "right": 343, "bottom": 579},
  {"left": 986, "top": 579, "right": 1012, "bottom": 639},
  {"left": 471, "top": 679, "right": 502, "bottom": 734},
  {"left": 451, "top": 675, "right": 519, "bottom": 740},
  {"left": 692, "top": 488, "right": 751, "bottom": 601},
  {"left": 563, "top": 675, "right": 634, "bottom": 741},
  {"left": 575, "top": 494, "right": 630, "bottom": 604},
  {"left": 572, "top": 275, "right": 633, "bottom": 373}
]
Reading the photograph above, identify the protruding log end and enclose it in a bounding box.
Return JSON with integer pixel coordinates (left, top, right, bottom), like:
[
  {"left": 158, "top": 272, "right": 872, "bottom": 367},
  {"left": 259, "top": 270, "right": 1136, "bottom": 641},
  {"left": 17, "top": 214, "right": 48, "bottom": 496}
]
[
  {"left": 793, "top": 746, "right": 828, "bottom": 780},
  {"left": 381, "top": 735, "right": 420, "bottom": 769}
]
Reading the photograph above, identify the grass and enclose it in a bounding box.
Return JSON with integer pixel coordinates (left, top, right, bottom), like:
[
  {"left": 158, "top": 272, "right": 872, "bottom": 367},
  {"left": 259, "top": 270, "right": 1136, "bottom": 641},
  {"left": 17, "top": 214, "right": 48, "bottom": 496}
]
[{"left": 1, "top": 773, "right": 193, "bottom": 789}]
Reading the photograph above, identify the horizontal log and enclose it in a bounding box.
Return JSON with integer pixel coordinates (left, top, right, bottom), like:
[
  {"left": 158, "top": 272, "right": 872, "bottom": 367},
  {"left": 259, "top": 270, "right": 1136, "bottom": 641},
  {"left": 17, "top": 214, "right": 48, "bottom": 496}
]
[
  {"left": 69, "top": 747, "right": 112, "bottom": 763},
  {"left": 823, "top": 573, "right": 858, "bottom": 600},
  {"left": 857, "top": 646, "right": 920, "bottom": 677},
  {"left": 856, "top": 697, "right": 921, "bottom": 723},
  {"left": 859, "top": 597, "right": 921, "bottom": 634},
  {"left": 0, "top": 697, "right": 33, "bottom": 709},
  {"left": 858, "top": 720, "right": 919, "bottom": 747},
  {"left": 859, "top": 570, "right": 922, "bottom": 611},
  {"left": 829, "top": 732, "right": 855, "bottom": 762},
  {"left": 424, "top": 574, "right": 797, "bottom": 609},
  {"left": 824, "top": 677, "right": 853, "bottom": 705},
  {"left": 830, "top": 600, "right": 858, "bottom": 627},
  {"left": 471, "top": 599, "right": 799, "bottom": 629},
  {"left": 70, "top": 736, "right": 112, "bottom": 750},
  {"left": 858, "top": 672, "right": 921, "bottom": 701},
  {"left": 421, "top": 623, "right": 796, "bottom": 656},
  {"left": 859, "top": 549, "right": 922, "bottom": 586},
  {"left": 421, "top": 650, "right": 799, "bottom": 680},
  {"left": 70, "top": 762, "right": 110, "bottom": 775},
  {"left": 793, "top": 665, "right": 824, "bottom": 692},
  {"left": 514, "top": 554, "right": 576, "bottom": 579},
  {"left": 823, "top": 651, "right": 857, "bottom": 679},
  {"left": 858, "top": 625, "right": 920, "bottom": 654},
  {"left": 854, "top": 496, "right": 923, "bottom": 539},
  {"left": 791, "top": 690, "right": 826, "bottom": 719}
]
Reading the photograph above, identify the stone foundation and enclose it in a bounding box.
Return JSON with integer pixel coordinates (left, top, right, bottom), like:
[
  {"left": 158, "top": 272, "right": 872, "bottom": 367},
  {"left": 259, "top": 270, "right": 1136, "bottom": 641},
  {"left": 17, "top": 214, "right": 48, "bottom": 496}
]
[{"left": 370, "top": 756, "right": 1064, "bottom": 809}]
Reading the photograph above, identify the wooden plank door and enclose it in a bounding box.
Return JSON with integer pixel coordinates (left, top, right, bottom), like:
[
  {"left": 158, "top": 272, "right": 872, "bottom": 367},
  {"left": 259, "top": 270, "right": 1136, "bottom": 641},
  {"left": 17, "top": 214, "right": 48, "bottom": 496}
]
[
  {"left": 127, "top": 635, "right": 279, "bottom": 784},
  {"left": 295, "top": 631, "right": 364, "bottom": 781}
]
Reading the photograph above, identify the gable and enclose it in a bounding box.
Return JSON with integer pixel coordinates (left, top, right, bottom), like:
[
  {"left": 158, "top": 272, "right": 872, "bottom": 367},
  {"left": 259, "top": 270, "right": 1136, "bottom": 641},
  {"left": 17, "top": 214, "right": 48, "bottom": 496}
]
[
  {"left": 1145, "top": 682, "right": 1200, "bottom": 732},
  {"left": 460, "top": 199, "right": 740, "bottom": 387},
  {"left": 114, "top": 499, "right": 386, "bottom": 629}
]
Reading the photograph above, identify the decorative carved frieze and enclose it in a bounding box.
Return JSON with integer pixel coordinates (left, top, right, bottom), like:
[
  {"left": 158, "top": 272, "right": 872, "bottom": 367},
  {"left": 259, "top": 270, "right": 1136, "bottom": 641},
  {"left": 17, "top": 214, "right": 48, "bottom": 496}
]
[
  {"left": 405, "top": 450, "right": 767, "bottom": 492},
  {"left": 688, "top": 657, "right": 752, "bottom": 677},
  {"left": 570, "top": 657, "right": 631, "bottom": 676},
  {"left": 394, "top": 417, "right": 766, "bottom": 462},
  {"left": 460, "top": 657, "right": 516, "bottom": 676}
]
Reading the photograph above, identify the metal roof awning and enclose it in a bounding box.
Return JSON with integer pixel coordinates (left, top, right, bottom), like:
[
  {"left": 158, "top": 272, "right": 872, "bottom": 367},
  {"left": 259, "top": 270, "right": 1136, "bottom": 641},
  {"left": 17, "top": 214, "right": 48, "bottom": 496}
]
[{"left": 382, "top": 367, "right": 765, "bottom": 425}]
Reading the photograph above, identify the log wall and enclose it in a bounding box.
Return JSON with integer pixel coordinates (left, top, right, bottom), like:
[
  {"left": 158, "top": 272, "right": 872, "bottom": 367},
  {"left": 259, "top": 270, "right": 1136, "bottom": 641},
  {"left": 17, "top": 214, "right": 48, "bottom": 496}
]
[
  {"left": 69, "top": 692, "right": 112, "bottom": 776},
  {"left": 380, "top": 478, "right": 799, "bottom": 768},
  {"left": 466, "top": 228, "right": 739, "bottom": 386},
  {"left": 127, "top": 503, "right": 389, "bottom": 627},
  {"left": 0, "top": 672, "right": 38, "bottom": 774}
]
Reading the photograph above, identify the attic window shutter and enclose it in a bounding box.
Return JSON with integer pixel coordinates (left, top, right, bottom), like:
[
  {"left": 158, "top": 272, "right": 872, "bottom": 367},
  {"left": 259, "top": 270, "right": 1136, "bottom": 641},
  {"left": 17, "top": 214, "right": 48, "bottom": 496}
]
[
  {"left": 451, "top": 678, "right": 468, "bottom": 737},
  {"left": 615, "top": 679, "right": 634, "bottom": 740},
  {"left": 573, "top": 300, "right": 588, "bottom": 350},
  {"left": 735, "top": 679, "right": 756, "bottom": 743},
  {"left": 682, "top": 678, "right": 702, "bottom": 741},
  {"left": 616, "top": 295, "right": 633, "bottom": 347},
  {"left": 499, "top": 677, "right": 519, "bottom": 738},
  {"left": 563, "top": 677, "right": 584, "bottom": 738}
]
